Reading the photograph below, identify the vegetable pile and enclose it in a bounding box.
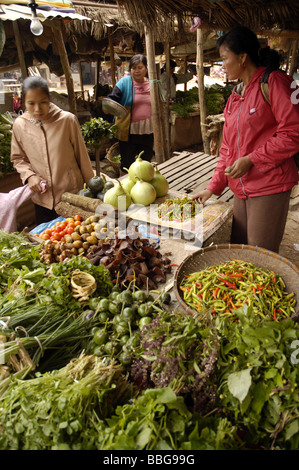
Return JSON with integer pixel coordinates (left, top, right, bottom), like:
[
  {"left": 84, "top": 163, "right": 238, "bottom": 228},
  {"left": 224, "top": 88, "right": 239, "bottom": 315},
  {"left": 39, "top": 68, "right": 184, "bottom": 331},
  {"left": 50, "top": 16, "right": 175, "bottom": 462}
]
[
  {"left": 1, "top": 230, "right": 299, "bottom": 450},
  {"left": 86, "top": 234, "right": 172, "bottom": 289},
  {"left": 131, "top": 310, "right": 219, "bottom": 415},
  {"left": 170, "top": 85, "right": 234, "bottom": 118},
  {"left": 179, "top": 260, "right": 297, "bottom": 320},
  {"left": 39, "top": 215, "right": 119, "bottom": 263},
  {"left": 86, "top": 286, "right": 171, "bottom": 367},
  {"left": 0, "top": 354, "right": 134, "bottom": 450},
  {"left": 80, "top": 117, "right": 117, "bottom": 150},
  {"left": 102, "top": 152, "right": 169, "bottom": 210},
  {"left": 0, "top": 112, "right": 14, "bottom": 175},
  {"left": 157, "top": 196, "right": 202, "bottom": 222}
]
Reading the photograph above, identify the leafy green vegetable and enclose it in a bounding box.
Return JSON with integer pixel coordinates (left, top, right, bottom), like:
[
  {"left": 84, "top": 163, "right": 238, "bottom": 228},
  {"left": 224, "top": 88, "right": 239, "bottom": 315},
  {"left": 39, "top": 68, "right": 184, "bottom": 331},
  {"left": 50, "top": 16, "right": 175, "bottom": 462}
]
[
  {"left": 97, "top": 387, "right": 239, "bottom": 450},
  {"left": 0, "top": 354, "right": 133, "bottom": 450},
  {"left": 81, "top": 117, "right": 118, "bottom": 149},
  {"left": 170, "top": 85, "right": 233, "bottom": 118},
  {"left": 215, "top": 305, "right": 299, "bottom": 450}
]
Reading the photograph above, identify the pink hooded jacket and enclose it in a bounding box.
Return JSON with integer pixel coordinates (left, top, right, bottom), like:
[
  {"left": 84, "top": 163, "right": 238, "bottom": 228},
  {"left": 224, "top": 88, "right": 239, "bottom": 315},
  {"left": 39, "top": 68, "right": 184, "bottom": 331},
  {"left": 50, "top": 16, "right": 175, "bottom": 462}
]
[
  {"left": 207, "top": 66, "right": 299, "bottom": 199},
  {"left": 11, "top": 103, "right": 94, "bottom": 210}
]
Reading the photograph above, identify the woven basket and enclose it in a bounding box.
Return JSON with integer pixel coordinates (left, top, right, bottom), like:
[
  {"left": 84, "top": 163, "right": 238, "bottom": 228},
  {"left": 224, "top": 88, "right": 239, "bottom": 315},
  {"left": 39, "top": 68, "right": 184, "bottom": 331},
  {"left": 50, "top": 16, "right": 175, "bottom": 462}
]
[
  {"left": 174, "top": 244, "right": 299, "bottom": 317},
  {"left": 106, "top": 142, "right": 121, "bottom": 175}
]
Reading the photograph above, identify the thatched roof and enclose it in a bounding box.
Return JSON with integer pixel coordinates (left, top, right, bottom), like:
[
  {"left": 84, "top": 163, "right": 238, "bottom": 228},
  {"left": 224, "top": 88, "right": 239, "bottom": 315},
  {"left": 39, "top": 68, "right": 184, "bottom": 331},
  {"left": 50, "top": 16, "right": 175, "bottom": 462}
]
[{"left": 116, "top": 0, "right": 299, "bottom": 38}]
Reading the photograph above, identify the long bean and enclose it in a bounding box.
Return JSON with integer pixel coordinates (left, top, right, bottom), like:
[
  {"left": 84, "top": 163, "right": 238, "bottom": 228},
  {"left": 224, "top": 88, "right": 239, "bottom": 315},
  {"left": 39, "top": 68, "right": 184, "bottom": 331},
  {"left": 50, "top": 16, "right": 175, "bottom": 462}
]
[{"left": 180, "top": 259, "right": 297, "bottom": 320}]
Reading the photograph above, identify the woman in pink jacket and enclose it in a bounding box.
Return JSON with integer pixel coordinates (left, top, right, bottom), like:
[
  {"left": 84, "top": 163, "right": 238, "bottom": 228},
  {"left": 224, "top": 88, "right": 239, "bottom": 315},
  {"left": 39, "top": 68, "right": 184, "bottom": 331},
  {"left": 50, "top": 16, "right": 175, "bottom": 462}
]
[
  {"left": 11, "top": 76, "right": 94, "bottom": 224},
  {"left": 192, "top": 26, "right": 299, "bottom": 253}
]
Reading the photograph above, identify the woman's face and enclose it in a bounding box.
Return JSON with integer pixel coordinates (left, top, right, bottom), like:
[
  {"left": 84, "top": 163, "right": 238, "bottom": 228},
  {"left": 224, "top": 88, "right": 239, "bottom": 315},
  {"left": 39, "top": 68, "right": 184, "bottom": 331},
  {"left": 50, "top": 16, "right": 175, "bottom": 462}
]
[
  {"left": 24, "top": 88, "right": 50, "bottom": 121},
  {"left": 219, "top": 45, "right": 245, "bottom": 81},
  {"left": 130, "top": 61, "right": 147, "bottom": 82}
]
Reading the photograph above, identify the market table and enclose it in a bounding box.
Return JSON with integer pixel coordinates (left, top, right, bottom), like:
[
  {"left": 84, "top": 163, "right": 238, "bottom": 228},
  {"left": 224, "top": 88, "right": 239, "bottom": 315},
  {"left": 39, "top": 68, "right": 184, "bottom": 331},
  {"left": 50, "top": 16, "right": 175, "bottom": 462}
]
[{"left": 156, "top": 150, "right": 234, "bottom": 202}]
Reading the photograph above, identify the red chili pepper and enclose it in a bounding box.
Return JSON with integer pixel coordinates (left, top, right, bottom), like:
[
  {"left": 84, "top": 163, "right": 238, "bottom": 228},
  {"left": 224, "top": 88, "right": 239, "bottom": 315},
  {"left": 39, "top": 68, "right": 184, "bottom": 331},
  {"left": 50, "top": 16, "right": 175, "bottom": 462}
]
[
  {"left": 213, "top": 287, "right": 219, "bottom": 299},
  {"left": 170, "top": 264, "right": 179, "bottom": 267},
  {"left": 273, "top": 308, "right": 277, "bottom": 321},
  {"left": 226, "top": 273, "right": 243, "bottom": 278},
  {"left": 219, "top": 277, "right": 236, "bottom": 289}
]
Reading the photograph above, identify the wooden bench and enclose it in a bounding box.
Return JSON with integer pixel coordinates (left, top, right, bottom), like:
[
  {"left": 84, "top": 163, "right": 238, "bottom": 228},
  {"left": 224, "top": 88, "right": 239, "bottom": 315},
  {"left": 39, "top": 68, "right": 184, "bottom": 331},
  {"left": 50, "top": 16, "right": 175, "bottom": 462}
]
[{"left": 157, "top": 150, "right": 299, "bottom": 207}]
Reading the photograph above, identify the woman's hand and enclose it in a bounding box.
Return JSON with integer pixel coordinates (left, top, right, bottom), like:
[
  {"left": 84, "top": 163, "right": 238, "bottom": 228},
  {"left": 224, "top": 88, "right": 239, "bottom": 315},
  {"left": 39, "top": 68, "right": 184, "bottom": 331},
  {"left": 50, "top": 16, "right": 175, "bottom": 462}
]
[
  {"left": 191, "top": 189, "right": 213, "bottom": 204},
  {"left": 28, "top": 175, "right": 46, "bottom": 193},
  {"left": 225, "top": 156, "right": 253, "bottom": 179}
]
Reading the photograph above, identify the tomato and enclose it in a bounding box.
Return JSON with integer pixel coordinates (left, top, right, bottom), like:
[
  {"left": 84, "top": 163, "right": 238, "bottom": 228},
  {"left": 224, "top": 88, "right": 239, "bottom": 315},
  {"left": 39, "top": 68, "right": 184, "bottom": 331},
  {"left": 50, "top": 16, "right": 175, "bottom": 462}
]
[
  {"left": 74, "top": 215, "right": 82, "bottom": 221},
  {"left": 52, "top": 233, "right": 62, "bottom": 241},
  {"left": 41, "top": 233, "right": 50, "bottom": 240},
  {"left": 74, "top": 220, "right": 81, "bottom": 227},
  {"left": 66, "top": 226, "right": 74, "bottom": 234},
  {"left": 44, "top": 228, "right": 52, "bottom": 235}
]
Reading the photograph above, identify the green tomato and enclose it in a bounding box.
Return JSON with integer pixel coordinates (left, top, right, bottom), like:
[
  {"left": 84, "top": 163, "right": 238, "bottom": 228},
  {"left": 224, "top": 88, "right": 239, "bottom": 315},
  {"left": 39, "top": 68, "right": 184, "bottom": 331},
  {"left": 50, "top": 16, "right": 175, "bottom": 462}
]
[
  {"left": 160, "top": 292, "right": 171, "bottom": 305},
  {"left": 119, "top": 334, "right": 130, "bottom": 346},
  {"left": 138, "top": 316, "right": 152, "bottom": 328},
  {"left": 119, "top": 351, "right": 131, "bottom": 366},
  {"left": 98, "top": 311, "right": 109, "bottom": 322},
  {"left": 122, "top": 307, "right": 135, "bottom": 322},
  {"left": 93, "top": 329, "right": 109, "bottom": 346},
  {"left": 109, "top": 301, "right": 121, "bottom": 315},
  {"left": 89, "top": 297, "right": 101, "bottom": 310},
  {"left": 127, "top": 332, "right": 140, "bottom": 348},
  {"left": 115, "top": 321, "right": 129, "bottom": 335},
  {"left": 109, "top": 291, "right": 120, "bottom": 301},
  {"left": 133, "top": 290, "right": 147, "bottom": 303},
  {"left": 93, "top": 345, "right": 106, "bottom": 357},
  {"left": 120, "top": 290, "right": 133, "bottom": 305},
  {"left": 98, "top": 298, "right": 110, "bottom": 311},
  {"left": 138, "top": 303, "right": 150, "bottom": 317}
]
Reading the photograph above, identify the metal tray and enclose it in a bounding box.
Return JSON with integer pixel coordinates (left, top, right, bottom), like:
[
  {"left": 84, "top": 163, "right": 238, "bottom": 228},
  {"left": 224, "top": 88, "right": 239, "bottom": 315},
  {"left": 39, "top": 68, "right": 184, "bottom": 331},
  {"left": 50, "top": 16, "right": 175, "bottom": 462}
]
[{"left": 102, "top": 98, "right": 128, "bottom": 118}]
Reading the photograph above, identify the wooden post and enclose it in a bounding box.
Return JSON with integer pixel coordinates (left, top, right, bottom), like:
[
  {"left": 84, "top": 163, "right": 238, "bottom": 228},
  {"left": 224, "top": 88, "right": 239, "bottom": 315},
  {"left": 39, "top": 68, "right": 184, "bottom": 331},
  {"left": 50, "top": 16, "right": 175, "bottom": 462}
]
[
  {"left": 163, "top": 41, "right": 171, "bottom": 158},
  {"left": 12, "top": 21, "right": 28, "bottom": 79},
  {"left": 51, "top": 20, "right": 77, "bottom": 115},
  {"left": 95, "top": 57, "right": 101, "bottom": 100},
  {"left": 196, "top": 28, "right": 209, "bottom": 154},
  {"left": 108, "top": 28, "right": 116, "bottom": 87},
  {"left": 144, "top": 26, "right": 165, "bottom": 163},
  {"left": 79, "top": 61, "right": 85, "bottom": 100}
]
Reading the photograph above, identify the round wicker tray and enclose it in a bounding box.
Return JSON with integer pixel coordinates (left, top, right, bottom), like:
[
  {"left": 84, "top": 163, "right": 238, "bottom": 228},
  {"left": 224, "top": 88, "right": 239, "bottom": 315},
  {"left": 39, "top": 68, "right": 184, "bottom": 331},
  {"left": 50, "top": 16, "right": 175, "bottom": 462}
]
[
  {"left": 106, "top": 142, "right": 121, "bottom": 175},
  {"left": 174, "top": 244, "right": 299, "bottom": 317}
]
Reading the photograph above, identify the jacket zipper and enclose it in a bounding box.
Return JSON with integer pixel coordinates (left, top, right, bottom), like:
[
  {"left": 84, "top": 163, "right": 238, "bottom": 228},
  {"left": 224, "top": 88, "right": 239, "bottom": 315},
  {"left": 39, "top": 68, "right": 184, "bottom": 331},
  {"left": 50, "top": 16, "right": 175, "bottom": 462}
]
[
  {"left": 236, "top": 99, "right": 249, "bottom": 198},
  {"left": 39, "top": 121, "right": 55, "bottom": 206}
]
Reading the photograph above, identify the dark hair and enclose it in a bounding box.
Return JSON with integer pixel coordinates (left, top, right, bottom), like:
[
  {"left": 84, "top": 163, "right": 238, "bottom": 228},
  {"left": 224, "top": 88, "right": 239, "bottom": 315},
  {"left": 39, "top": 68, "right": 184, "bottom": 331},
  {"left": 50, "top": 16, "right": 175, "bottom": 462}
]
[
  {"left": 22, "top": 76, "right": 50, "bottom": 99},
  {"left": 129, "top": 54, "right": 147, "bottom": 69},
  {"left": 217, "top": 26, "right": 281, "bottom": 74}
]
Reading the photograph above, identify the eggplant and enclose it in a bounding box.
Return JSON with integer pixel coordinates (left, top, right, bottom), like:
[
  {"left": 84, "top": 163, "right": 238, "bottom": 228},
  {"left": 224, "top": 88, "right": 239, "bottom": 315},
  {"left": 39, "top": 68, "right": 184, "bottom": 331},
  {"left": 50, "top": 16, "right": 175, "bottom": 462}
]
[
  {"left": 78, "top": 183, "right": 94, "bottom": 198},
  {"left": 88, "top": 176, "right": 105, "bottom": 193}
]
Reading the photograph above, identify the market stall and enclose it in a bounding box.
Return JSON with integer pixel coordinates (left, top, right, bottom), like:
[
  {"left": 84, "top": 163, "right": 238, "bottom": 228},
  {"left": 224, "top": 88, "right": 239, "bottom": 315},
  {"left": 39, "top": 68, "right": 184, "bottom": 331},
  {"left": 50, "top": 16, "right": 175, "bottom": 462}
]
[{"left": 1, "top": 0, "right": 299, "bottom": 453}]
